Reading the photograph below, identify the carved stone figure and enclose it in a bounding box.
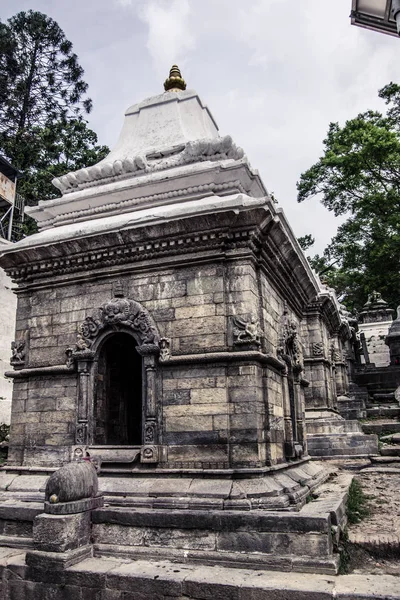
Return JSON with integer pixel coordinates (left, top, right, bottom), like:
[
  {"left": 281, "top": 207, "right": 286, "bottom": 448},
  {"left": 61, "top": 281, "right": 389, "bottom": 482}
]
[
  {"left": 330, "top": 342, "right": 341, "bottom": 364},
  {"left": 278, "top": 318, "right": 303, "bottom": 375},
  {"left": 10, "top": 340, "right": 25, "bottom": 366},
  {"left": 45, "top": 461, "right": 99, "bottom": 505},
  {"left": 159, "top": 338, "right": 171, "bottom": 362},
  {"left": 232, "top": 316, "right": 262, "bottom": 346},
  {"left": 144, "top": 422, "right": 156, "bottom": 444}
]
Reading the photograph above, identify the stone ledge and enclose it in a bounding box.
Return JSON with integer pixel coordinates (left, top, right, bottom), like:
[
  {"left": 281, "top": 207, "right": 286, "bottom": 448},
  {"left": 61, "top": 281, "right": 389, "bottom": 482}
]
[
  {"left": 92, "top": 507, "right": 331, "bottom": 533},
  {"left": 2, "top": 553, "right": 400, "bottom": 599}
]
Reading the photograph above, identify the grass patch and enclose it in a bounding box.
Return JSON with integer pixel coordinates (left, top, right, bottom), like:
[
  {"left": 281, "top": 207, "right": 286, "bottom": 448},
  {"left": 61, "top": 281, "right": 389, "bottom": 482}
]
[
  {"left": 347, "top": 478, "right": 370, "bottom": 524},
  {"left": 338, "top": 528, "right": 351, "bottom": 574}
]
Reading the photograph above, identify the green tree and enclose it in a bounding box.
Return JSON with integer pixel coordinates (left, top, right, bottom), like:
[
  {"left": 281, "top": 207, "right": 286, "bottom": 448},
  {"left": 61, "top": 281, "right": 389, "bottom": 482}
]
[
  {"left": 297, "top": 83, "right": 400, "bottom": 312},
  {"left": 0, "top": 10, "right": 109, "bottom": 211},
  {"left": 297, "top": 234, "right": 315, "bottom": 252},
  {"left": 20, "top": 119, "right": 109, "bottom": 205}
]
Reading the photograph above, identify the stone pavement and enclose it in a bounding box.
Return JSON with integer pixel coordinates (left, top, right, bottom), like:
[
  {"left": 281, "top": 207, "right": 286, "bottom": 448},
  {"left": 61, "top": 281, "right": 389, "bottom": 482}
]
[{"left": 0, "top": 547, "right": 400, "bottom": 600}]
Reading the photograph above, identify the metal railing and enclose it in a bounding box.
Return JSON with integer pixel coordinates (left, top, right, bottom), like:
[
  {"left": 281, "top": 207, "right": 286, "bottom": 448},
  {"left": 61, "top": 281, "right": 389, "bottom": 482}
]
[{"left": 0, "top": 192, "right": 25, "bottom": 242}]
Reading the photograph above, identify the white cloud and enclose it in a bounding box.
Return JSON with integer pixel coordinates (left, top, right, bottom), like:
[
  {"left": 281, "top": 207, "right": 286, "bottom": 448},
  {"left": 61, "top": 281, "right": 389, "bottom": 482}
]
[{"left": 137, "top": 0, "right": 195, "bottom": 77}]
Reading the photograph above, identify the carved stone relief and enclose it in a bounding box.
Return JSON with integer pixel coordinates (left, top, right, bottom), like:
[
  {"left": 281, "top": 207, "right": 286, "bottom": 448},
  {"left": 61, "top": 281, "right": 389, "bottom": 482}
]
[
  {"left": 67, "top": 290, "right": 160, "bottom": 363},
  {"left": 53, "top": 135, "right": 245, "bottom": 195},
  {"left": 278, "top": 320, "right": 302, "bottom": 371},
  {"left": 76, "top": 423, "right": 88, "bottom": 445},
  {"left": 232, "top": 316, "right": 263, "bottom": 347},
  {"left": 311, "top": 342, "right": 324, "bottom": 357},
  {"left": 330, "top": 342, "right": 341, "bottom": 364},
  {"left": 144, "top": 421, "right": 157, "bottom": 444},
  {"left": 141, "top": 445, "right": 159, "bottom": 463},
  {"left": 159, "top": 338, "right": 171, "bottom": 362},
  {"left": 10, "top": 339, "right": 26, "bottom": 367}
]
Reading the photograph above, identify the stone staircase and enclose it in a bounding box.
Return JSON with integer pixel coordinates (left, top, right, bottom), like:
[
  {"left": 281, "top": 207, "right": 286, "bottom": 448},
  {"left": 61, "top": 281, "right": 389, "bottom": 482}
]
[{"left": 306, "top": 410, "right": 378, "bottom": 458}]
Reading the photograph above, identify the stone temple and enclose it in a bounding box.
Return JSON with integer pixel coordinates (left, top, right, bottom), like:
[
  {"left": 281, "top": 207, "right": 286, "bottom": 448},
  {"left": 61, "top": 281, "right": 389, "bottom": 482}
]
[{"left": 0, "top": 67, "right": 377, "bottom": 577}]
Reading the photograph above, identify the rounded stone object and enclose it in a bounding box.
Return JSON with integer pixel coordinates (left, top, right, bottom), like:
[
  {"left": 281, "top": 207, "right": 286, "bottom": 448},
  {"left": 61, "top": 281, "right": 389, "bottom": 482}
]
[{"left": 45, "top": 461, "right": 98, "bottom": 504}]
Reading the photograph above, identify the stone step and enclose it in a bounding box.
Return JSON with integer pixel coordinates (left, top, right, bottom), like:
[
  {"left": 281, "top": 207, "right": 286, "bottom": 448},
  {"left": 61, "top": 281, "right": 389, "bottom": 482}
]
[
  {"left": 362, "top": 421, "right": 400, "bottom": 435},
  {"left": 307, "top": 433, "right": 378, "bottom": 458},
  {"left": 380, "top": 433, "right": 400, "bottom": 443},
  {"left": 366, "top": 406, "right": 400, "bottom": 418},
  {"left": 92, "top": 505, "right": 338, "bottom": 573},
  {"left": 372, "top": 393, "right": 396, "bottom": 402},
  {"left": 348, "top": 532, "right": 400, "bottom": 558},
  {"left": 380, "top": 445, "right": 400, "bottom": 457},
  {"left": 1, "top": 550, "right": 400, "bottom": 600},
  {"left": 370, "top": 455, "right": 400, "bottom": 464},
  {"left": 0, "top": 535, "right": 32, "bottom": 549}
]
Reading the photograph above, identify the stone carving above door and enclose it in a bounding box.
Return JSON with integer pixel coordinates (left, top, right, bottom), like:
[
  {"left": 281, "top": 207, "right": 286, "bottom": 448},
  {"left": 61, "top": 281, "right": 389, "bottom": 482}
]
[{"left": 67, "top": 289, "right": 160, "bottom": 359}]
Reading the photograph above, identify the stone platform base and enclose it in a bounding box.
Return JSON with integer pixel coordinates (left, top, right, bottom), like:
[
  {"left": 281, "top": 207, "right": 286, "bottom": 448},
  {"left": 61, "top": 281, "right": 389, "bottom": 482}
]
[
  {"left": 0, "top": 463, "right": 352, "bottom": 575},
  {"left": 1, "top": 549, "right": 400, "bottom": 600},
  {"left": 90, "top": 472, "right": 352, "bottom": 575},
  {"left": 0, "top": 459, "right": 328, "bottom": 511}
]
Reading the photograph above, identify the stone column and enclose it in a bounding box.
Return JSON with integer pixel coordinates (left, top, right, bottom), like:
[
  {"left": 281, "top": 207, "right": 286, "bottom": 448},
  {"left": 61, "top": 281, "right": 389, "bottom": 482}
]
[
  {"left": 74, "top": 351, "right": 95, "bottom": 445},
  {"left": 137, "top": 344, "right": 159, "bottom": 463}
]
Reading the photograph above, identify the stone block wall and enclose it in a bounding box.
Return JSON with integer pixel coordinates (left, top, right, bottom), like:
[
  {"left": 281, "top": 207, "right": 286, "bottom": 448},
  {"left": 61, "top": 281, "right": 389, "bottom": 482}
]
[{"left": 7, "top": 252, "right": 303, "bottom": 469}]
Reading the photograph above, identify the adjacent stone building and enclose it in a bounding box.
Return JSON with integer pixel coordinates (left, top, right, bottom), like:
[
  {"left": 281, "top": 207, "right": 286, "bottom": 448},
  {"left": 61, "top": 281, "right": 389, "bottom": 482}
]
[{"left": 358, "top": 292, "right": 393, "bottom": 367}]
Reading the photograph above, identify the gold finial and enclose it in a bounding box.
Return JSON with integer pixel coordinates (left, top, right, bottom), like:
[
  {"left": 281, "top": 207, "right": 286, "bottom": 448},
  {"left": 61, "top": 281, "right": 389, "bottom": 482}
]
[{"left": 164, "top": 65, "right": 186, "bottom": 92}]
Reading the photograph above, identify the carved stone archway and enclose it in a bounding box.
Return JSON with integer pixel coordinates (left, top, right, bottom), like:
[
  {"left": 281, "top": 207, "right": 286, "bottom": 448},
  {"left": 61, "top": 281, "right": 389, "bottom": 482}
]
[{"left": 67, "top": 289, "right": 160, "bottom": 464}]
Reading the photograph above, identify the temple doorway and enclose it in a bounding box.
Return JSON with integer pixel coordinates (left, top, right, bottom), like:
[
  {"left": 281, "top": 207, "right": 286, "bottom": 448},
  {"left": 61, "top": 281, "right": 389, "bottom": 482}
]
[{"left": 94, "top": 332, "right": 143, "bottom": 445}]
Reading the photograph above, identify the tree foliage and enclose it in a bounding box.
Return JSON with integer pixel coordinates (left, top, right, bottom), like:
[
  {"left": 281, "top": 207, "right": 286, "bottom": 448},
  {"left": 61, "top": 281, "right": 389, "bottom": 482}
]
[
  {"left": 297, "top": 234, "right": 315, "bottom": 252},
  {"left": 297, "top": 83, "right": 400, "bottom": 312},
  {"left": 0, "top": 11, "right": 109, "bottom": 208}
]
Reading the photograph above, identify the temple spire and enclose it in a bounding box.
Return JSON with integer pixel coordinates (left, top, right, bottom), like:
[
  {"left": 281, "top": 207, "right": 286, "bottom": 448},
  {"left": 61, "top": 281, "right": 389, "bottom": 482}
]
[{"left": 164, "top": 65, "right": 186, "bottom": 92}]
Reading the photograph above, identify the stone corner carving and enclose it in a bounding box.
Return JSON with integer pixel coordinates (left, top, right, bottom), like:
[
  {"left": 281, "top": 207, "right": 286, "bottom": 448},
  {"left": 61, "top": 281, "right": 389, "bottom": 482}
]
[
  {"left": 159, "top": 338, "right": 171, "bottom": 362},
  {"left": 10, "top": 339, "right": 26, "bottom": 368},
  {"left": 232, "top": 316, "right": 262, "bottom": 348},
  {"left": 140, "top": 445, "right": 159, "bottom": 463}
]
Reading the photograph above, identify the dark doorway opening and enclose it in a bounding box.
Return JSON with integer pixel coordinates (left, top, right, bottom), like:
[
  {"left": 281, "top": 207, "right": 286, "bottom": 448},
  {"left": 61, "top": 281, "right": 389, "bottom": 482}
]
[{"left": 94, "top": 333, "right": 142, "bottom": 445}]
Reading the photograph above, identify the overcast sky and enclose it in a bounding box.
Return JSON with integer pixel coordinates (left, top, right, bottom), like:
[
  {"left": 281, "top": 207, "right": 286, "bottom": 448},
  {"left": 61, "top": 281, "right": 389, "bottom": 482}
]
[{"left": 2, "top": 0, "right": 400, "bottom": 254}]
